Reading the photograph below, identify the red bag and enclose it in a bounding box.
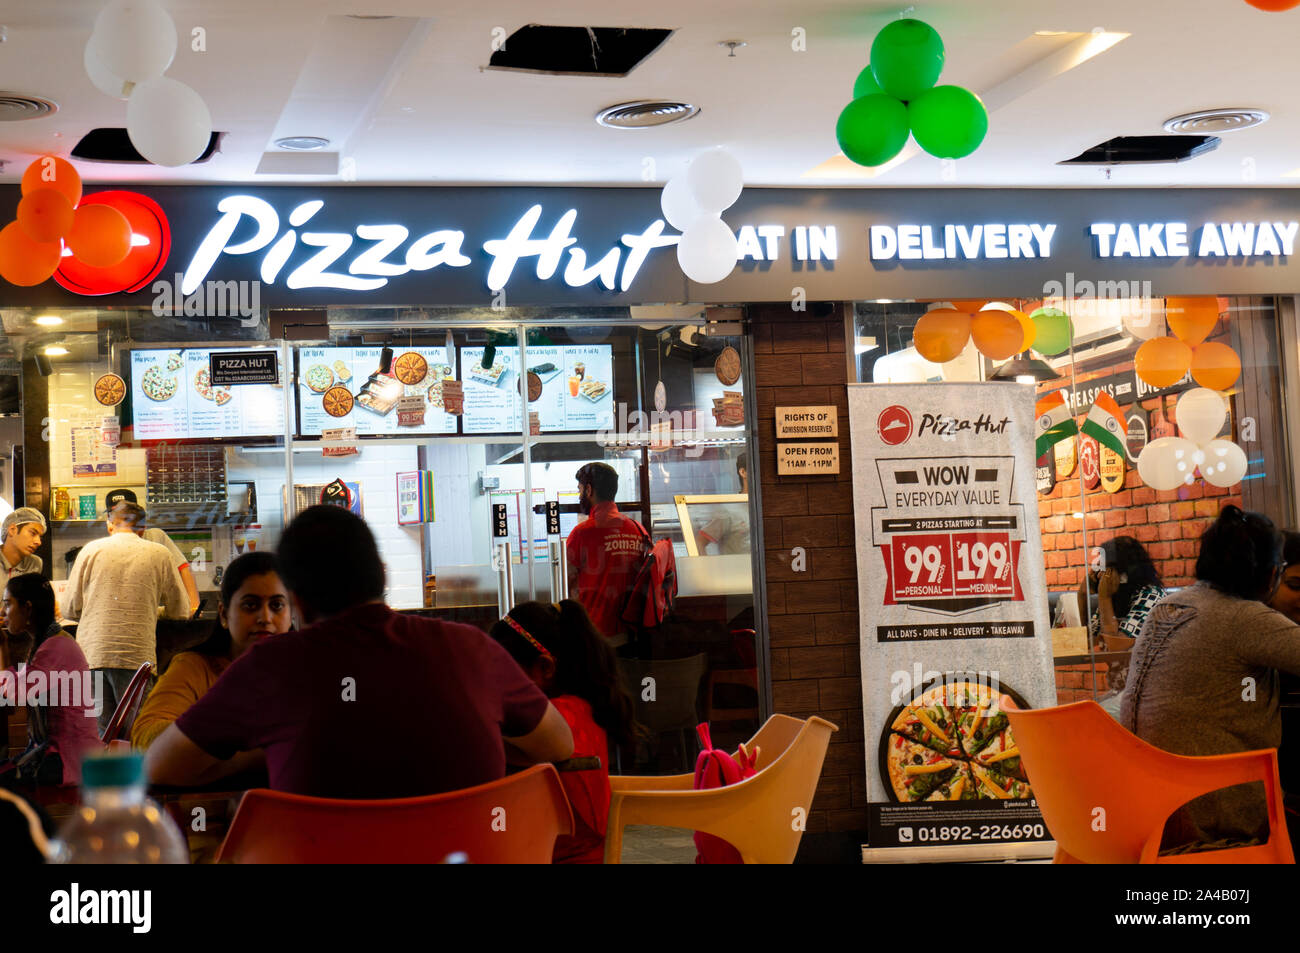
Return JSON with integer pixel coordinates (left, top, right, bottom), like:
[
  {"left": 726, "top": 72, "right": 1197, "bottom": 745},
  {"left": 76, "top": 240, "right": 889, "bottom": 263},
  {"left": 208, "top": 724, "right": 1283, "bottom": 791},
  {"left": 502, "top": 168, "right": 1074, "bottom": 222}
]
[
  {"left": 620, "top": 522, "right": 677, "bottom": 630},
  {"left": 692, "top": 723, "right": 759, "bottom": 864}
]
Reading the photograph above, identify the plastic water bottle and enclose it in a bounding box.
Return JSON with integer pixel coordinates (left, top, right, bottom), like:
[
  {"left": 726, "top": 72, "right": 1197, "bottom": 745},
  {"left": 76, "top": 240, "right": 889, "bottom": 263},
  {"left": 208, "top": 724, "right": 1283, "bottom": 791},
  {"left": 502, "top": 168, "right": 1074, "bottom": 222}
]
[{"left": 49, "top": 752, "right": 188, "bottom": 864}]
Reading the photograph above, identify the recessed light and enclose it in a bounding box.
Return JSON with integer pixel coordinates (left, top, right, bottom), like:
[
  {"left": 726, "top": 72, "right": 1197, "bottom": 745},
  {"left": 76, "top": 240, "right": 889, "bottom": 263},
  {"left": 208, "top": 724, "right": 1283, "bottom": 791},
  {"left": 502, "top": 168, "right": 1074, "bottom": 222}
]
[
  {"left": 43, "top": 345, "right": 68, "bottom": 356},
  {"left": 1163, "top": 109, "right": 1269, "bottom": 134},
  {"left": 34, "top": 314, "right": 63, "bottom": 326},
  {"left": 275, "top": 136, "right": 331, "bottom": 151},
  {"left": 595, "top": 101, "right": 700, "bottom": 129}
]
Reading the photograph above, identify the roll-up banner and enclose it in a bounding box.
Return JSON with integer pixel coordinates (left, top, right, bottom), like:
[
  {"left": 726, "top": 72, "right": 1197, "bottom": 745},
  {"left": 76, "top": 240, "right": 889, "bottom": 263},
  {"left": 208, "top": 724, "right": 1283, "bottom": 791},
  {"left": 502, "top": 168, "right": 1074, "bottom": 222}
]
[{"left": 848, "top": 382, "right": 1056, "bottom": 855}]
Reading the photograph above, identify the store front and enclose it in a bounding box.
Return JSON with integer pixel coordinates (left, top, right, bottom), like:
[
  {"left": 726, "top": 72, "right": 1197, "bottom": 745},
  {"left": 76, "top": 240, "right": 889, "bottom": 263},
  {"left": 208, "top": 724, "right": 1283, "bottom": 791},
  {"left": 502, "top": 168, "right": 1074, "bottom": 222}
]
[{"left": 4, "top": 184, "right": 1300, "bottom": 851}]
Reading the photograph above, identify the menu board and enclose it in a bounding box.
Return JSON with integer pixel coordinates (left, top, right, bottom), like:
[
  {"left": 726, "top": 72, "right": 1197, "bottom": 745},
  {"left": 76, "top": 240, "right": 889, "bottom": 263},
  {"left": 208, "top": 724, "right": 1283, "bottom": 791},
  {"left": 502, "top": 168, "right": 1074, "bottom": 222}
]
[
  {"left": 130, "top": 348, "right": 287, "bottom": 441},
  {"left": 298, "top": 347, "right": 456, "bottom": 437},
  {"left": 462, "top": 344, "right": 614, "bottom": 435}
]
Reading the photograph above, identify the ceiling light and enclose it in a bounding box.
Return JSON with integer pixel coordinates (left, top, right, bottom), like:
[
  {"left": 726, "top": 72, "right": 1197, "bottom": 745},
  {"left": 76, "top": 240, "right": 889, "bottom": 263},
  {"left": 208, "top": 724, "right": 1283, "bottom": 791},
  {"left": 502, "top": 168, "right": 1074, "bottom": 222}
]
[
  {"left": 43, "top": 345, "right": 68, "bottom": 357},
  {"left": 1162, "top": 109, "right": 1269, "bottom": 134},
  {"left": 275, "top": 136, "right": 331, "bottom": 151},
  {"left": 990, "top": 356, "right": 1061, "bottom": 383},
  {"left": 595, "top": 101, "right": 700, "bottom": 129},
  {"left": 34, "top": 314, "right": 63, "bottom": 326}
]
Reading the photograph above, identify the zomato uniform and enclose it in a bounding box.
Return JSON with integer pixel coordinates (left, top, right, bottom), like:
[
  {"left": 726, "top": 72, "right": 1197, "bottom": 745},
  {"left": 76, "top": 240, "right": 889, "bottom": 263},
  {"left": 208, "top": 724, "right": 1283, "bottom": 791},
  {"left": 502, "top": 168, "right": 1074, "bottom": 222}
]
[{"left": 566, "top": 501, "right": 647, "bottom": 638}]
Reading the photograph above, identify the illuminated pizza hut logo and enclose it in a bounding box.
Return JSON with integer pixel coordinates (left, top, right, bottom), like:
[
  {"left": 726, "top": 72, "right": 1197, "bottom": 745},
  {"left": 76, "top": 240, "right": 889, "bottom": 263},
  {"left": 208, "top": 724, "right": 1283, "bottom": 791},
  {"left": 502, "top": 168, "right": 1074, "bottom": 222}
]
[
  {"left": 878, "top": 405, "right": 913, "bottom": 446},
  {"left": 53, "top": 191, "right": 171, "bottom": 296}
]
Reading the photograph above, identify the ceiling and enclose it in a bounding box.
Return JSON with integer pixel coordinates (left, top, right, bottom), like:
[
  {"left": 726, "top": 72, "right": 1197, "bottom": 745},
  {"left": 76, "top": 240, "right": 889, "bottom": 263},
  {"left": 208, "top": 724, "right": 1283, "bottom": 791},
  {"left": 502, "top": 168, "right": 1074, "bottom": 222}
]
[{"left": 0, "top": 0, "right": 1297, "bottom": 189}]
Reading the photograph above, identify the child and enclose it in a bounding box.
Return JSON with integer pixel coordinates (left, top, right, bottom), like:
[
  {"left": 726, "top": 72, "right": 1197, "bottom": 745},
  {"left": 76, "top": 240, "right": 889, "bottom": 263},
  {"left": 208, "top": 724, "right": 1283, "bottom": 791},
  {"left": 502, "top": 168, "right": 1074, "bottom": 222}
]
[{"left": 490, "top": 600, "right": 645, "bottom": 863}]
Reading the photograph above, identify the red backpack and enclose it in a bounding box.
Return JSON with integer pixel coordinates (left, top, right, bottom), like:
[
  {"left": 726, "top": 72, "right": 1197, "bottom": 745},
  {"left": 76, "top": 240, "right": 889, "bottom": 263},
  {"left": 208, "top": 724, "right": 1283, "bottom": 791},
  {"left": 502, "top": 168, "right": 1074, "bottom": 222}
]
[
  {"left": 692, "top": 723, "right": 760, "bottom": 864},
  {"left": 620, "top": 522, "right": 677, "bottom": 630}
]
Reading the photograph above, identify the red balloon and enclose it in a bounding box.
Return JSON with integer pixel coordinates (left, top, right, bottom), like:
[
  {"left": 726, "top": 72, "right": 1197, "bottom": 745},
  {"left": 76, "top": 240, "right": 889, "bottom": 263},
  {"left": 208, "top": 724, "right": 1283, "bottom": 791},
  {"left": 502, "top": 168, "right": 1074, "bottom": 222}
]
[{"left": 1245, "top": 0, "right": 1300, "bottom": 9}]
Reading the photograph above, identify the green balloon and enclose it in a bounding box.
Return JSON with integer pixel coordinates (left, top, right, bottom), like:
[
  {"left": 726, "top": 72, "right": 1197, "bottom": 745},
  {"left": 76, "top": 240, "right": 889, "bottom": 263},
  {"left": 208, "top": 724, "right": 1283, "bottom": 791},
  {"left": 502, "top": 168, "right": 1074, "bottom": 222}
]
[
  {"left": 853, "top": 65, "right": 883, "bottom": 100},
  {"left": 908, "top": 85, "right": 989, "bottom": 159},
  {"left": 870, "top": 19, "right": 944, "bottom": 101},
  {"left": 836, "top": 94, "right": 910, "bottom": 168},
  {"left": 1031, "top": 307, "right": 1073, "bottom": 356}
]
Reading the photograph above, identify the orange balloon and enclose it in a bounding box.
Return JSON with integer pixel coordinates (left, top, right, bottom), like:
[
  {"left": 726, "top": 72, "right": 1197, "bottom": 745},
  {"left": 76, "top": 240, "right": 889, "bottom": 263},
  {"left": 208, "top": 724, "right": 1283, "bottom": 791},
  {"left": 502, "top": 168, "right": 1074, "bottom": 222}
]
[
  {"left": 1010, "top": 309, "right": 1036, "bottom": 352},
  {"left": 1246, "top": 0, "right": 1300, "bottom": 10},
  {"left": 913, "top": 309, "right": 972, "bottom": 363},
  {"left": 21, "top": 155, "right": 82, "bottom": 208},
  {"left": 16, "top": 188, "right": 74, "bottom": 243},
  {"left": 948, "top": 299, "right": 987, "bottom": 313},
  {"left": 67, "top": 203, "right": 132, "bottom": 268},
  {"left": 1190, "top": 341, "right": 1241, "bottom": 391},
  {"left": 971, "top": 309, "right": 1024, "bottom": 361},
  {"left": 0, "top": 221, "right": 62, "bottom": 286},
  {"left": 1164, "top": 296, "right": 1218, "bottom": 346},
  {"left": 1135, "top": 336, "right": 1192, "bottom": 388}
]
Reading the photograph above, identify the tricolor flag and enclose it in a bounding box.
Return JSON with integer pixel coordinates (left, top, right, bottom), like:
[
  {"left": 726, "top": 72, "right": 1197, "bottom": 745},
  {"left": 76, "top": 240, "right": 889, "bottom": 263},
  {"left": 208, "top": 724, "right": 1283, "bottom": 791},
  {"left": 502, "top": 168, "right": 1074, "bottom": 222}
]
[
  {"left": 1080, "top": 392, "right": 1127, "bottom": 459},
  {"left": 1035, "top": 390, "right": 1078, "bottom": 459}
]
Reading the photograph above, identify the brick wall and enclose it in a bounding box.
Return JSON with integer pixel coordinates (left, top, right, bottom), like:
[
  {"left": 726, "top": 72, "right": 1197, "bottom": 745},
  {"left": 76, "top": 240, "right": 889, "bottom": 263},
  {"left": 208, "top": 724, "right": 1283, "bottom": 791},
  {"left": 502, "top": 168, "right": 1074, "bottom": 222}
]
[{"left": 749, "top": 303, "right": 865, "bottom": 836}]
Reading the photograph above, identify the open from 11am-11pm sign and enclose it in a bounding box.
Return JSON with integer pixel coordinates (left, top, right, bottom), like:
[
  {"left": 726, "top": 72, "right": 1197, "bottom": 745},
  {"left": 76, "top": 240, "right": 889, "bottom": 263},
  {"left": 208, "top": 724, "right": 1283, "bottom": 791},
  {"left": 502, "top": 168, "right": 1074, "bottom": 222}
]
[{"left": 848, "top": 382, "right": 1057, "bottom": 858}]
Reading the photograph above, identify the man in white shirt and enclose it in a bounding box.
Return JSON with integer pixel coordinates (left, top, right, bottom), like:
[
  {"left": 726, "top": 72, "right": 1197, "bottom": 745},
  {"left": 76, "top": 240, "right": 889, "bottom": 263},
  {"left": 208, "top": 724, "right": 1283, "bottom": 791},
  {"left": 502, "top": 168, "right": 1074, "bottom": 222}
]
[{"left": 63, "top": 502, "right": 190, "bottom": 733}]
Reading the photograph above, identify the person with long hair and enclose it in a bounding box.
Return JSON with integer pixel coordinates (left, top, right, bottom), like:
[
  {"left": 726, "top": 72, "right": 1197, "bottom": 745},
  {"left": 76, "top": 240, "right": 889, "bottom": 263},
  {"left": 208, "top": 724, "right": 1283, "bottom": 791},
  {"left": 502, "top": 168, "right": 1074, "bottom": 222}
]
[
  {"left": 1122, "top": 505, "right": 1300, "bottom": 852},
  {"left": 1077, "top": 535, "right": 1165, "bottom": 650},
  {"left": 1269, "top": 531, "right": 1300, "bottom": 625},
  {"left": 0, "top": 573, "right": 99, "bottom": 785},
  {"left": 490, "top": 599, "right": 645, "bottom": 863},
  {"left": 132, "top": 552, "right": 292, "bottom": 749}
]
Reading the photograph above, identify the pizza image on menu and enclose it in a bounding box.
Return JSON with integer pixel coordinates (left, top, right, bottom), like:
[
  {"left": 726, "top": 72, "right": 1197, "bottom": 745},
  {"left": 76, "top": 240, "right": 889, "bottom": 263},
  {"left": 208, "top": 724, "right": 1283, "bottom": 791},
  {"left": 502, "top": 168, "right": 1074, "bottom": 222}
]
[
  {"left": 193, "top": 368, "right": 233, "bottom": 406},
  {"left": 94, "top": 373, "right": 126, "bottom": 407},
  {"left": 165, "top": 352, "right": 183, "bottom": 372},
  {"left": 141, "top": 364, "right": 178, "bottom": 402},
  {"left": 322, "top": 385, "right": 354, "bottom": 418},
  {"left": 881, "top": 679, "right": 1033, "bottom": 803},
  {"left": 393, "top": 351, "right": 428, "bottom": 386},
  {"left": 305, "top": 364, "right": 334, "bottom": 393}
]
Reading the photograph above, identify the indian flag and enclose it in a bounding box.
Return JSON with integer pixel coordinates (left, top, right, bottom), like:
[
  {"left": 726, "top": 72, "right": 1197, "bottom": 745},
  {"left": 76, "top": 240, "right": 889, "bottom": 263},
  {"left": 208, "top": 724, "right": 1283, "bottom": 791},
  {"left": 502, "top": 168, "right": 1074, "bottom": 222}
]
[
  {"left": 1035, "top": 390, "right": 1078, "bottom": 460},
  {"left": 1080, "top": 392, "right": 1127, "bottom": 459}
]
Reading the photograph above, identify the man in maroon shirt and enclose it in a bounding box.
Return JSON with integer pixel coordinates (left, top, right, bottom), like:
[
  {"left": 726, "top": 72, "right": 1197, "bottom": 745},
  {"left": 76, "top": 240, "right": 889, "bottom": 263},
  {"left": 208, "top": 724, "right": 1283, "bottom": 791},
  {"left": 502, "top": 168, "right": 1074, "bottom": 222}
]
[
  {"left": 566, "top": 462, "right": 649, "bottom": 640},
  {"left": 145, "top": 506, "right": 573, "bottom": 798}
]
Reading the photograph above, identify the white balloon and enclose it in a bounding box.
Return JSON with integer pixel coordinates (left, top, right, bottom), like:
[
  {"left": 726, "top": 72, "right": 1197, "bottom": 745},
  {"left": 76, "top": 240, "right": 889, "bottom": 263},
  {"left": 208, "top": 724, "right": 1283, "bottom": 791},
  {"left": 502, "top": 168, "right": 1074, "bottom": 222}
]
[
  {"left": 1122, "top": 300, "right": 1166, "bottom": 341},
  {"left": 1200, "top": 439, "right": 1248, "bottom": 487},
  {"left": 1137, "top": 437, "right": 1199, "bottom": 491},
  {"left": 677, "top": 216, "right": 738, "bottom": 284},
  {"left": 93, "top": 0, "right": 177, "bottom": 83},
  {"left": 127, "top": 77, "right": 213, "bottom": 167},
  {"left": 980, "top": 301, "right": 1016, "bottom": 312},
  {"left": 84, "top": 36, "right": 132, "bottom": 100},
  {"left": 660, "top": 174, "right": 707, "bottom": 232},
  {"left": 1175, "top": 388, "right": 1227, "bottom": 445},
  {"left": 687, "top": 148, "right": 744, "bottom": 214}
]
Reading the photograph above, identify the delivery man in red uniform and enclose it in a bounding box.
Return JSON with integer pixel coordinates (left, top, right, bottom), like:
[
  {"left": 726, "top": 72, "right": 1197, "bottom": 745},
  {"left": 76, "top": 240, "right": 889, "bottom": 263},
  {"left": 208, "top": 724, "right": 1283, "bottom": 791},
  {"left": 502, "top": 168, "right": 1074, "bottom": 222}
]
[{"left": 566, "top": 462, "right": 647, "bottom": 641}]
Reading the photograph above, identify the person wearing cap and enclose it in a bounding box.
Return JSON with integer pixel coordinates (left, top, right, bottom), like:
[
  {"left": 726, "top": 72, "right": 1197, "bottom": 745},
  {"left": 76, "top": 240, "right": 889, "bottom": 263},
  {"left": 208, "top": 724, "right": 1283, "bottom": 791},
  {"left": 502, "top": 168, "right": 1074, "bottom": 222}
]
[
  {"left": 62, "top": 501, "right": 190, "bottom": 734},
  {"left": 1, "top": 507, "right": 45, "bottom": 584}
]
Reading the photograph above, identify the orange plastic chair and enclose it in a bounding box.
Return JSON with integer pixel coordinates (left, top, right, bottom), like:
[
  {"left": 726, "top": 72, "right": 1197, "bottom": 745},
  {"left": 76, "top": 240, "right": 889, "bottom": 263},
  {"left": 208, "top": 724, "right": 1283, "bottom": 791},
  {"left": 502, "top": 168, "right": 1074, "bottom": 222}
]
[
  {"left": 604, "top": 714, "right": 837, "bottom": 864},
  {"left": 214, "top": 764, "right": 573, "bottom": 864},
  {"left": 1002, "top": 695, "right": 1294, "bottom": 864},
  {"left": 99, "top": 662, "right": 152, "bottom": 745}
]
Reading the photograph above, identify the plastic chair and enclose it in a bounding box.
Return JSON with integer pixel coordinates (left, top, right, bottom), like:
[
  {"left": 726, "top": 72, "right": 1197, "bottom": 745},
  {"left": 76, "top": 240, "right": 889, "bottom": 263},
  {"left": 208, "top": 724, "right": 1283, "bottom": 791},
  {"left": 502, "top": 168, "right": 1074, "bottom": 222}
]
[
  {"left": 1002, "top": 695, "right": 1295, "bottom": 864},
  {"left": 214, "top": 764, "right": 573, "bottom": 864},
  {"left": 99, "top": 662, "right": 152, "bottom": 745},
  {"left": 620, "top": 653, "right": 708, "bottom": 771},
  {"left": 604, "top": 713, "right": 838, "bottom": 864}
]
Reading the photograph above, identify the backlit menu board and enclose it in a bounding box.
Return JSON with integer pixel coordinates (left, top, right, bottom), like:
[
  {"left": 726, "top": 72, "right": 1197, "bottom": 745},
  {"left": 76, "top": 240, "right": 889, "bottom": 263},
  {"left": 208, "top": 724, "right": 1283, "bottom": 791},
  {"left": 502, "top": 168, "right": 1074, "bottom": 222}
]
[
  {"left": 462, "top": 344, "right": 613, "bottom": 434},
  {"left": 130, "top": 348, "right": 287, "bottom": 441},
  {"left": 298, "top": 346, "right": 456, "bottom": 436}
]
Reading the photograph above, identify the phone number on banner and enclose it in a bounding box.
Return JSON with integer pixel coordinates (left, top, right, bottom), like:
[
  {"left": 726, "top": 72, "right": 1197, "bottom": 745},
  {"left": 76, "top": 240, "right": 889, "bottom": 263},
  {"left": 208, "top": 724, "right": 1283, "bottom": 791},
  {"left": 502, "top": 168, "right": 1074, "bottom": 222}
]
[{"left": 904, "top": 823, "right": 1047, "bottom": 844}]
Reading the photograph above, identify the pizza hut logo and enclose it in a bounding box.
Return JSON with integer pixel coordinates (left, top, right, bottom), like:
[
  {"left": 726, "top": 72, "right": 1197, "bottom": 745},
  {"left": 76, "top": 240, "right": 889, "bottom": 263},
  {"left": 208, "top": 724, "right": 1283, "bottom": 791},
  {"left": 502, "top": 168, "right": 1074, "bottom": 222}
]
[
  {"left": 878, "top": 405, "right": 913, "bottom": 446},
  {"left": 53, "top": 191, "right": 171, "bottom": 296}
]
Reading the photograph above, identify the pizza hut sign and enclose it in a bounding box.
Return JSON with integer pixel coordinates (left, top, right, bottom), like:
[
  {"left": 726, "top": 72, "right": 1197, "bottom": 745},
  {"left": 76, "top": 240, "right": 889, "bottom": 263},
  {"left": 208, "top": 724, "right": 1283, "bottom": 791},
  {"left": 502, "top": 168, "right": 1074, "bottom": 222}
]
[{"left": 209, "top": 350, "right": 279, "bottom": 386}]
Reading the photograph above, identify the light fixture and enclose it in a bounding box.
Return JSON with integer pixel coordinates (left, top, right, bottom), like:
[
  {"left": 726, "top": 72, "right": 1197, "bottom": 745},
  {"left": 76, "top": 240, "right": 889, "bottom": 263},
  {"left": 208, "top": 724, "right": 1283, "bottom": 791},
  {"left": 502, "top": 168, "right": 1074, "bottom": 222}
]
[
  {"left": 43, "top": 345, "right": 68, "bottom": 356},
  {"left": 989, "top": 356, "right": 1060, "bottom": 382},
  {"left": 34, "top": 314, "right": 63, "bottom": 326},
  {"left": 1162, "top": 109, "right": 1269, "bottom": 135},
  {"left": 275, "top": 136, "right": 331, "bottom": 151},
  {"left": 595, "top": 101, "right": 700, "bottom": 129}
]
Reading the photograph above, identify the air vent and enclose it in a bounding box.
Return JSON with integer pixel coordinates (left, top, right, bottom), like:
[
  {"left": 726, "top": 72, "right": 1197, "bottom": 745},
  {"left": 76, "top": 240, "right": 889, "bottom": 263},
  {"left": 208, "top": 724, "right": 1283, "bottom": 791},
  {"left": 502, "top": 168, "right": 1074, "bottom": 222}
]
[
  {"left": 596, "top": 100, "right": 699, "bottom": 129},
  {"left": 488, "top": 25, "right": 671, "bottom": 77},
  {"left": 1163, "top": 109, "right": 1269, "bottom": 134},
  {"left": 0, "top": 93, "right": 57, "bottom": 121},
  {"left": 71, "top": 127, "right": 221, "bottom": 164},
  {"left": 1059, "top": 135, "right": 1220, "bottom": 165}
]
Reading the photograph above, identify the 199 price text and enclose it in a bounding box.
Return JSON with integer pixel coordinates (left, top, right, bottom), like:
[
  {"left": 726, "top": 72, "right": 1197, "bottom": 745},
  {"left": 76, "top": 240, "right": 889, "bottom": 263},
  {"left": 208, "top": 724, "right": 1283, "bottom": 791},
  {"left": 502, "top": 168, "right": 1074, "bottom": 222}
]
[{"left": 890, "top": 531, "right": 1017, "bottom": 601}]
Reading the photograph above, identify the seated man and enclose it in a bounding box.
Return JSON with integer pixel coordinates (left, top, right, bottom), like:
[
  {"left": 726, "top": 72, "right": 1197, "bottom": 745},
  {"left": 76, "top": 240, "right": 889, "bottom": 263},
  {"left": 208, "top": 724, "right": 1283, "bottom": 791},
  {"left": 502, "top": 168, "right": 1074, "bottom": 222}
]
[{"left": 145, "top": 506, "right": 573, "bottom": 798}]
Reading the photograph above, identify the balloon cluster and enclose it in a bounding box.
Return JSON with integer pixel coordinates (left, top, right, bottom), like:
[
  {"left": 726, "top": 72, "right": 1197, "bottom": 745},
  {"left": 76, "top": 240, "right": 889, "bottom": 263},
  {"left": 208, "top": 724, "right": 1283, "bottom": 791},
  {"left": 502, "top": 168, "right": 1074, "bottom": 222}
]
[
  {"left": 912, "top": 301, "right": 1073, "bottom": 365},
  {"left": 836, "top": 19, "right": 988, "bottom": 167},
  {"left": 85, "top": 0, "right": 213, "bottom": 167},
  {"left": 1246, "top": 0, "right": 1300, "bottom": 10},
  {"left": 1138, "top": 389, "right": 1247, "bottom": 490},
  {"left": 660, "top": 148, "right": 744, "bottom": 284},
  {"left": 0, "top": 156, "right": 131, "bottom": 287},
  {"left": 1133, "top": 297, "right": 1239, "bottom": 391}
]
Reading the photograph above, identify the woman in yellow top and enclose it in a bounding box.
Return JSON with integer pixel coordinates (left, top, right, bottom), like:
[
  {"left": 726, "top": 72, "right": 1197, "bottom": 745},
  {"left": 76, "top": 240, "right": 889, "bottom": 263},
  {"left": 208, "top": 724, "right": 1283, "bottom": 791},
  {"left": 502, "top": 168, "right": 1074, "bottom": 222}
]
[{"left": 132, "top": 552, "right": 292, "bottom": 749}]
